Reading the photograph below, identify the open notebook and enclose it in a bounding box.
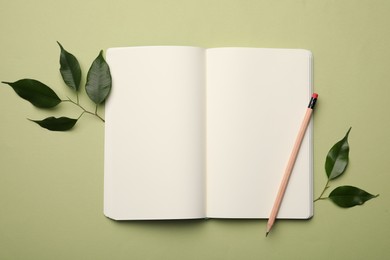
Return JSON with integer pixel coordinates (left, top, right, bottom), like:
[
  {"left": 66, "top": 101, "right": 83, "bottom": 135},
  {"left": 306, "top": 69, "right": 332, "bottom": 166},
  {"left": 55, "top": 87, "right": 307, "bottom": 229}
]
[{"left": 104, "top": 46, "right": 313, "bottom": 220}]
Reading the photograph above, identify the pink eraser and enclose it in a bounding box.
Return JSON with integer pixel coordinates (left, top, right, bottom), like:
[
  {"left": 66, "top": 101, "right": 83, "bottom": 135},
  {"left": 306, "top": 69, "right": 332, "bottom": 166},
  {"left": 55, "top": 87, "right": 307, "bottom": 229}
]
[{"left": 312, "top": 93, "right": 318, "bottom": 99}]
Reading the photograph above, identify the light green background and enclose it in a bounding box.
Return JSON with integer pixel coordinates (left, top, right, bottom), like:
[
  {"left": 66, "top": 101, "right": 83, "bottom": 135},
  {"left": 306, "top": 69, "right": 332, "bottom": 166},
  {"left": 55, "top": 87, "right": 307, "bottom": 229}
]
[{"left": 0, "top": 0, "right": 389, "bottom": 259}]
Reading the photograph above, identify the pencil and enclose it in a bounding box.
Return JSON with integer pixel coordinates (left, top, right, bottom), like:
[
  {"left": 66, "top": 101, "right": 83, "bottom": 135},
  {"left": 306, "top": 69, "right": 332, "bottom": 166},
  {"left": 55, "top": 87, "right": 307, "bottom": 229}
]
[{"left": 266, "top": 93, "right": 318, "bottom": 237}]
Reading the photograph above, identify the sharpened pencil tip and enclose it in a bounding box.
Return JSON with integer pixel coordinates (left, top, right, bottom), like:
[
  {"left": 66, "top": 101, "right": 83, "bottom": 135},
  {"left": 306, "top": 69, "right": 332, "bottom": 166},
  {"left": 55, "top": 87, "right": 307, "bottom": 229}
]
[{"left": 265, "top": 231, "right": 269, "bottom": 237}]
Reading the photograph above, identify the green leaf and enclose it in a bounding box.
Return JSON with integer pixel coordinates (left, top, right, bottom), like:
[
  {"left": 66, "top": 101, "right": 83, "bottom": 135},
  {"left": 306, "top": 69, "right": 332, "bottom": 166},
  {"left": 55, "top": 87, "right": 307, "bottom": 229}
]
[
  {"left": 325, "top": 127, "right": 351, "bottom": 180},
  {"left": 57, "top": 41, "right": 82, "bottom": 91},
  {"left": 85, "top": 50, "right": 111, "bottom": 104},
  {"left": 2, "top": 79, "right": 61, "bottom": 108},
  {"left": 29, "top": 116, "right": 78, "bottom": 131},
  {"left": 328, "top": 185, "right": 379, "bottom": 208}
]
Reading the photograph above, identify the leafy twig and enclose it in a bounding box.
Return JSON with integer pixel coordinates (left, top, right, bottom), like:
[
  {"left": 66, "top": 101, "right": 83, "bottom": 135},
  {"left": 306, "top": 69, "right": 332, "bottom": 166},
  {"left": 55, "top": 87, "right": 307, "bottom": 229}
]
[
  {"left": 1, "top": 42, "right": 111, "bottom": 131},
  {"left": 314, "top": 127, "right": 378, "bottom": 207}
]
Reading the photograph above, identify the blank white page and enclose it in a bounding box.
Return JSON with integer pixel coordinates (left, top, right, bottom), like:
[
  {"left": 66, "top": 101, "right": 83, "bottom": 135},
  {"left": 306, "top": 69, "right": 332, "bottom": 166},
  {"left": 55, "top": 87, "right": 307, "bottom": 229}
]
[
  {"left": 206, "top": 48, "right": 313, "bottom": 218},
  {"left": 104, "top": 46, "right": 206, "bottom": 220}
]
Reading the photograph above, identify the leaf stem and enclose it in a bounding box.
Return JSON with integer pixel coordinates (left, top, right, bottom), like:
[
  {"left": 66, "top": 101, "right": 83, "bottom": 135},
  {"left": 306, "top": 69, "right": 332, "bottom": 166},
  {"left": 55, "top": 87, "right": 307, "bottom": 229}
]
[
  {"left": 62, "top": 97, "right": 104, "bottom": 122},
  {"left": 314, "top": 197, "right": 328, "bottom": 202},
  {"left": 314, "top": 179, "right": 330, "bottom": 202},
  {"left": 78, "top": 111, "right": 85, "bottom": 120}
]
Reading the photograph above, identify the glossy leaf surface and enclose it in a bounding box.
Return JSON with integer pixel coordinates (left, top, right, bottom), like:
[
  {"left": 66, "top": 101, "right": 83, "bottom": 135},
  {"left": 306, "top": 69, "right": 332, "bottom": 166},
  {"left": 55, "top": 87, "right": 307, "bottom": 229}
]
[
  {"left": 2, "top": 79, "right": 61, "bottom": 108},
  {"left": 325, "top": 127, "right": 351, "bottom": 180},
  {"left": 58, "top": 42, "right": 81, "bottom": 91},
  {"left": 85, "top": 50, "right": 111, "bottom": 104},
  {"left": 30, "top": 116, "right": 77, "bottom": 131},
  {"left": 329, "top": 185, "right": 379, "bottom": 208}
]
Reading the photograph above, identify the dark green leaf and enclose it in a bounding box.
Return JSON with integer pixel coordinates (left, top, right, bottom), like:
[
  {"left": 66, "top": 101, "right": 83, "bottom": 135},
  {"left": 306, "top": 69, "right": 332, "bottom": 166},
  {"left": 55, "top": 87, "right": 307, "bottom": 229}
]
[
  {"left": 2, "top": 79, "right": 61, "bottom": 108},
  {"left": 57, "top": 41, "right": 81, "bottom": 91},
  {"left": 328, "top": 185, "right": 379, "bottom": 208},
  {"left": 29, "top": 116, "right": 78, "bottom": 131},
  {"left": 325, "top": 127, "right": 351, "bottom": 180},
  {"left": 85, "top": 50, "right": 111, "bottom": 104}
]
